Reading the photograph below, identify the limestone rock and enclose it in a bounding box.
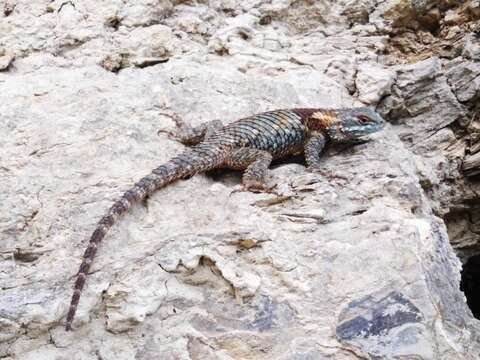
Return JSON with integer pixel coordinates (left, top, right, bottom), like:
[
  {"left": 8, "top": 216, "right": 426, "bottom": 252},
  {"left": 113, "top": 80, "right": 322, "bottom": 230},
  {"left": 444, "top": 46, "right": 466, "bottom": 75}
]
[
  {"left": 337, "top": 291, "right": 433, "bottom": 358},
  {"left": 1, "top": 0, "right": 480, "bottom": 359},
  {"left": 463, "top": 33, "right": 480, "bottom": 61},
  {"left": 114, "top": 24, "right": 176, "bottom": 68},
  {"left": 118, "top": 0, "right": 173, "bottom": 28},
  {"left": 356, "top": 63, "right": 396, "bottom": 105},
  {"left": 445, "top": 58, "right": 480, "bottom": 103},
  {"left": 379, "top": 57, "right": 465, "bottom": 141},
  {"left": 0, "top": 49, "right": 13, "bottom": 70}
]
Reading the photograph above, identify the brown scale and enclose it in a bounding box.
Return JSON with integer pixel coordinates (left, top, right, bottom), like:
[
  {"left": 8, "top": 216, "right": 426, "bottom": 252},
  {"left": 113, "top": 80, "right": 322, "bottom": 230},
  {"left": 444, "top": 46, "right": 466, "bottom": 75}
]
[{"left": 298, "top": 109, "right": 340, "bottom": 130}]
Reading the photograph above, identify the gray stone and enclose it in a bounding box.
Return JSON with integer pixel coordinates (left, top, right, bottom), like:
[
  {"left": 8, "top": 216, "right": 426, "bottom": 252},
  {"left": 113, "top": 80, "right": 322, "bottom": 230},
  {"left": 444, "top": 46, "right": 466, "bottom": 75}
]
[
  {"left": 463, "top": 34, "right": 480, "bottom": 61},
  {"left": 0, "top": 49, "right": 13, "bottom": 70},
  {"left": 119, "top": 0, "right": 173, "bottom": 28},
  {"left": 379, "top": 57, "right": 465, "bottom": 142},
  {"left": 1, "top": 0, "right": 479, "bottom": 359},
  {"left": 445, "top": 58, "right": 480, "bottom": 103},
  {"left": 337, "top": 291, "right": 432, "bottom": 358},
  {"left": 356, "top": 63, "right": 396, "bottom": 105}
]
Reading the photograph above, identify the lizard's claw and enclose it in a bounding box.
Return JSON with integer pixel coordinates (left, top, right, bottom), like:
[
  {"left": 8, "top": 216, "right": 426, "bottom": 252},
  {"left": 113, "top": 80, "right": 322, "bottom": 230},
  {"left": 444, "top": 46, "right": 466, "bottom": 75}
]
[
  {"left": 158, "top": 112, "right": 184, "bottom": 128},
  {"left": 157, "top": 112, "right": 189, "bottom": 140},
  {"left": 308, "top": 166, "right": 348, "bottom": 181},
  {"left": 157, "top": 112, "right": 185, "bottom": 139},
  {"left": 307, "top": 165, "right": 323, "bottom": 173},
  {"left": 157, "top": 128, "right": 173, "bottom": 136},
  {"left": 157, "top": 129, "right": 182, "bottom": 142}
]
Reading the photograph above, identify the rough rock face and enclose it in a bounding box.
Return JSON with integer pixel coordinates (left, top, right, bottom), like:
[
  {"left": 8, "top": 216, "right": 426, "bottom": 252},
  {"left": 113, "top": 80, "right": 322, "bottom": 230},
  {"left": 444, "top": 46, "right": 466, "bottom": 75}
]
[{"left": 1, "top": 0, "right": 480, "bottom": 359}]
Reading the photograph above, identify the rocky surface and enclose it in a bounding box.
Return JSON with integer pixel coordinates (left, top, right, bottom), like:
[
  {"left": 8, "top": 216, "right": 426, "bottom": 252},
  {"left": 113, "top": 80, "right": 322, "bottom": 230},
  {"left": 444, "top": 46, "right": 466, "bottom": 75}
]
[{"left": 1, "top": 0, "right": 480, "bottom": 359}]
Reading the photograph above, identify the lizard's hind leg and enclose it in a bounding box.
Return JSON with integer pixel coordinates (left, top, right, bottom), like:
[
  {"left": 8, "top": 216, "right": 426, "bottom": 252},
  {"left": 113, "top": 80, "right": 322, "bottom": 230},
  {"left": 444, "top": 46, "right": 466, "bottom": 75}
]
[
  {"left": 158, "top": 113, "right": 223, "bottom": 145},
  {"left": 226, "top": 148, "right": 275, "bottom": 193}
]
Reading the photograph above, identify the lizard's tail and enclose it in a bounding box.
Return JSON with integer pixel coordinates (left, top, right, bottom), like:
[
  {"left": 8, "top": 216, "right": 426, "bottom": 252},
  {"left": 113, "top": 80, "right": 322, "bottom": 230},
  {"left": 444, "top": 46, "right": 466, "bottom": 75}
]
[{"left": 65, "top": 152, "right": 222, "bottom": 331}]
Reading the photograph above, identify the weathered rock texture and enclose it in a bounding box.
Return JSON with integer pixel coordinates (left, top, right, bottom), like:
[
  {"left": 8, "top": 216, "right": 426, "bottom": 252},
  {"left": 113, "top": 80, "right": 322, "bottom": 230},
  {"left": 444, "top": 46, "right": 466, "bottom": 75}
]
[{"left": 1, "top": 0, "right": 480, "bottom": 359}]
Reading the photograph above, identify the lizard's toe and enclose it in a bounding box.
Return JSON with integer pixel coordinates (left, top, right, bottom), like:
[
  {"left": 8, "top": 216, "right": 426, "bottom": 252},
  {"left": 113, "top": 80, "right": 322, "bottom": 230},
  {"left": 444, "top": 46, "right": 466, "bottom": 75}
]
[
  {"left": 307, "top": 167, "right": 349, "bottom": 181},
  {"left": 307, "top": 165, "right": 323, "bottom": 173},
  {"left": 231, "top": 180, "right": 278, "bottom": 195}
]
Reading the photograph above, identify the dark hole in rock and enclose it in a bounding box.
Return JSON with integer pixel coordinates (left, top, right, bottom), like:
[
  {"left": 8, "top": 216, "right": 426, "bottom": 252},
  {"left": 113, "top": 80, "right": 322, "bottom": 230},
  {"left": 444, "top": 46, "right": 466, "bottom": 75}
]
[
  {"left": 13, "top": 250, "right": 41, "bottom": 263},
  {"left": 222, "top": 8, "right": 236, "bottom": 17},
  {"left": 136, "top": 58, "right": 169, "bottom": 69},
  {"left": 105, "top": 16, "right": 121, "bottom": 31},
  {"left": 259, "top": 15, "right": 272, "bottom": 25},
  {"left": 239, "top": 31, "right": 250, "bottom": 40},
  {"left": 461, "top": 254, "right": 480, "bottom": 319},
  {"left": 4, "top": 2, "right": 15, "bottom": 16},
  {"left": 444, "top": 207, "right": 480, "bottom": 319}
]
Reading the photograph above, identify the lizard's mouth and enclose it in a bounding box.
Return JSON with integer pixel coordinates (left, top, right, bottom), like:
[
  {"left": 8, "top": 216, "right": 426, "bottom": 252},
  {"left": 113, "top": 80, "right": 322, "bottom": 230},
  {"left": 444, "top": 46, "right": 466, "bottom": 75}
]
[
  {"left": 353, "top": 129, "right": 384, "bottom": 144},
  {"left": 351, "top": 135, "right": 372, "bottom": 144}
]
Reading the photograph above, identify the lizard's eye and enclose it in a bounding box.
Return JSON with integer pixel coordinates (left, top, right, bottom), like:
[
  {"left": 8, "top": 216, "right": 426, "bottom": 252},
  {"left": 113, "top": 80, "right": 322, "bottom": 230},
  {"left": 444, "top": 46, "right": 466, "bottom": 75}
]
[{"left": 357, "top": 115, "right": 371, "bottom": 124}]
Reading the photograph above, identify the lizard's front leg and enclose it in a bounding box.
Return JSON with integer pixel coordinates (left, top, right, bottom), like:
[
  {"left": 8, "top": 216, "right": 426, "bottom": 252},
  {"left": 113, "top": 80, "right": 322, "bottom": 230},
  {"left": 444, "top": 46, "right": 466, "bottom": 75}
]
[
  {"left": 225, "top": 148, "right": 275, "bottom": 193},
  {"left": 305, "top": 132, "right": 345, "bottom": 180},
  {"left": 158, "top": 113, "right": 223, "bottom": 145},
  {"left": 304, "top": 132, "right": 327, "bottom": 171}
]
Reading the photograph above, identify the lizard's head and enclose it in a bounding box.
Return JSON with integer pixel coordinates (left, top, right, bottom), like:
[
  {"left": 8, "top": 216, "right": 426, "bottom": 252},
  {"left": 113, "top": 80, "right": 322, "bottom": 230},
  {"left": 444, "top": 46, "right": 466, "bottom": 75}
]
[{"left": 327, "top": 107, "right": 385, "bottom": 143}]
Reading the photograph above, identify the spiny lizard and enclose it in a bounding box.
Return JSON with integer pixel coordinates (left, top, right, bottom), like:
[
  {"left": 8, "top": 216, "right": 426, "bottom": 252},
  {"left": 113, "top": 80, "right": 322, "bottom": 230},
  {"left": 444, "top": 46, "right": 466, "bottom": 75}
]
[{"left": 66, "top": 107, "right": 384, "bottom": 330}]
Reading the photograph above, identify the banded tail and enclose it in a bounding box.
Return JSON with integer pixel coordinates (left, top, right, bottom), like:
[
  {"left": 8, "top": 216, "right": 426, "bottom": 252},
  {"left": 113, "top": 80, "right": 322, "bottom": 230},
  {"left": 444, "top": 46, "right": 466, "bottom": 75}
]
[{"left": 65, "top": 149, "right": 223, "bottom": 330}]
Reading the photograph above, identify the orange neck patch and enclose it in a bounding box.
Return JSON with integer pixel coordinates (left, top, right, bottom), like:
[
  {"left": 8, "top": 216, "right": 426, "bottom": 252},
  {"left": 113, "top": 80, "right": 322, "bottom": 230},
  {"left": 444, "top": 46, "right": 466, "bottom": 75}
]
[{"left": 308, "top": 110, "right": 338, "bottom": 129}]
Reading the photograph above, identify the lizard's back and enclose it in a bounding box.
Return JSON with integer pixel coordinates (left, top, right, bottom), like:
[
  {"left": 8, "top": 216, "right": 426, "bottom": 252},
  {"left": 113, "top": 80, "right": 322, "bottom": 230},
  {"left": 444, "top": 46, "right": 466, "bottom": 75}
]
[{"left": 207, "top": 109, "right": 308, "bottom": 158}]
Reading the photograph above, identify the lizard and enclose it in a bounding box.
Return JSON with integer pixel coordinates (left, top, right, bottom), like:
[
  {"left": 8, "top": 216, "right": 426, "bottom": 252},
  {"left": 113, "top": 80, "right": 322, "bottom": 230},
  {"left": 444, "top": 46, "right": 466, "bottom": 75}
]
[{"left": 65, "top": 107, "right": 385, "bottom": 331}]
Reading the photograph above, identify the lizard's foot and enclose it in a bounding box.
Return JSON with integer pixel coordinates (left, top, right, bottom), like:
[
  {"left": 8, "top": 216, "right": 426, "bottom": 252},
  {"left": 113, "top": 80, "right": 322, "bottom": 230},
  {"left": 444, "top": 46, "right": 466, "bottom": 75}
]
[
  {"left": 158, "top": 114, "right": 223, "bottom": 145},
  {"left": 307, "top": 165, "right": 322, "bottom": 173},
  {"left": 157, "top": 128, "right": 197, "bottom": 144},
  {"left": 157, "top": 112, "right": 186, "bottom": 141},
  {"left": 308, "top": 166, "right": 348, "bottom": 181},
  {"left": 157, "top": 128, "right": 175, "bottom": 138},
  {"left": 231, "top": 180, "right": 278, "bottom": 195},
  {"left": 157, "top": 114, "right": 205, "bottom": 145}
]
